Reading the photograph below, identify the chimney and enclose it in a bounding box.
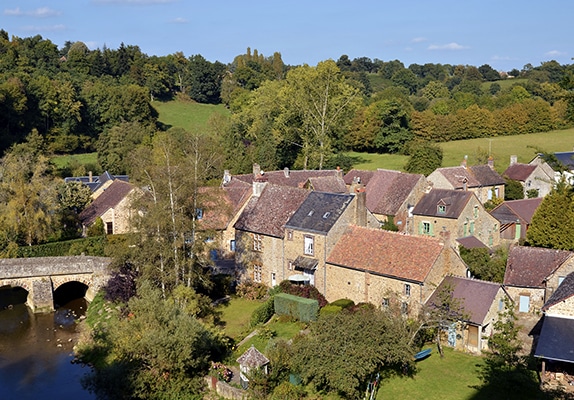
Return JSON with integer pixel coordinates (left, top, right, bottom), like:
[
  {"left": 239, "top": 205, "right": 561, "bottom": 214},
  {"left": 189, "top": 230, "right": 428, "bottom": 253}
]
[
  {"left": 89, "top": 171, "right": 93, "bottom": 183},
  {"left": 284, "top": 167, "right": 290, "bottom": 178},
  {"left": 462, "top": 177, "right": 468, "bottom": 191},
  {"left": 487, "top": 156, "right": 494, "bottom": 169},
  {"left": 461, "top": 155, "right": 468, "bottom": 168},
  {"left": 253, "top": 163, "right": 261, "bottom": 178},
  {"left": 510, "top": 155, "right": 517, "bottom": 165},
  {"left": 252, "top": 169, "right": 268, "bottom": 197},
  {"left": 222, "top": 170, "right": 231, "bottom": 185},
  {"left": 354, "top": 187, "right": 367, "bottom": 227},
  {"left": 336, "top": 166, "right": 343, "bottom": 179}
]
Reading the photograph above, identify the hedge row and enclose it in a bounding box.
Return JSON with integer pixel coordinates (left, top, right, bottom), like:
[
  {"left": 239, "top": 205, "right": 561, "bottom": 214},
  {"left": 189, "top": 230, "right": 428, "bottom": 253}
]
[
  {"left": 16, "top": 236, "right": 107, "bottom": 258},
  {"left": 274, "top": 292, "right": 318, "bottom": 322}
]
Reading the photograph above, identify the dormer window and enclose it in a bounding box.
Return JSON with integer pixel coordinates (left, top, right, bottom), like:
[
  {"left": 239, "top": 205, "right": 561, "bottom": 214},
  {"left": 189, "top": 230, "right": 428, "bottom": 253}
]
[
  {"left": 322, "top": 212, "right": 331, "bottom": 219},
  {"left": 307, "top": 210, "right": 314, "bottom": 217},
  {"left": 437, "top": 205, "right": 446, "bottom": 214}
]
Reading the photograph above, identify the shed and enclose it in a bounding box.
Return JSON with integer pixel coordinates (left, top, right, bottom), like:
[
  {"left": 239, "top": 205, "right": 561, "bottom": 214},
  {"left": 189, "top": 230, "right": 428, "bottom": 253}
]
[{"left": 236, "top": 345, "right": 269, "bottom": 389}]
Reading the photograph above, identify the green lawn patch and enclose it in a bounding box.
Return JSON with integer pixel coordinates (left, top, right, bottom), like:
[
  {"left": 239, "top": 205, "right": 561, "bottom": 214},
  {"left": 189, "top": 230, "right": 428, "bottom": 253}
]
[
  {"left": 344, "top": 151, "right": 409, "bottom": 171},
  {"left": 152, "top": 100, "right": 229, "bottom": 133},
  {"left": 377, "top": 347, "right": 484, "bottom": 400},
  {"left": 52, "top": 152, "right": 98, "bottom": 169},
  {"left": 217, "top": 296, "right": 263, "bottom": 340}
]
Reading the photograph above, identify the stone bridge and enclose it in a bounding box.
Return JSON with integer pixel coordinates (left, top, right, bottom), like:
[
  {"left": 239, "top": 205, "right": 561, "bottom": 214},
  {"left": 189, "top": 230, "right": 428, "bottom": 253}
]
[{"left": 0, "top": 255, "right": 112, "bottom": 313}]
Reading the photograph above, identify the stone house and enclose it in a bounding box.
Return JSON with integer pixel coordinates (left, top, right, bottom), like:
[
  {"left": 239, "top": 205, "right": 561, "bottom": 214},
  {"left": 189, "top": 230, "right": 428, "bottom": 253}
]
[
  {"left": 230, "top": 163, "right": 345, "bottom": 188},
  {"left": 282, "top": 190, "right": 377, "bottom": 295},
  {"left": 426, "top": 160, "right": 505, "bottom": 204},
  {"left": 426, "top": 275, "right": 511, "bottom": 354},
  {"left": 489, "top": 197, "right": 542, "bottom": 242},
  {"left": 503, "top": 245, "right": 574, "bottom": 314},
  {"left": 503, "top": 155, "right": 554, "bottom": 198},
  {"left": 79, "top": 180, "right": 139, "bottom": 235},
  {"left": 324, "top": 225, "right": 468, "bottom": 314},
  {"left": 530, "top": 150, "right": 574, "bottom": 185},
  {"left": 65, "top": 171, "right": 129, "bottom": 199},
  {"left": 233, "top": 182, "right": 310, "bottom": 287},
  {"left": 303, "top": 175, "right": 347, "bottom": 193},
  {"left": 412, "top": 188, "right": 501, "bottom": 248},
  {"left": 344, "top": 169, "right": 428, "bottom": 234}
]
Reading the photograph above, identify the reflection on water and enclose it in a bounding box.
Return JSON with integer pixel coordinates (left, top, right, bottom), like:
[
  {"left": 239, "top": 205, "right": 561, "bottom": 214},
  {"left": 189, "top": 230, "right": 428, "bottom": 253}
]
[{"left": 0, "top": 287, "right": 95, "bottom": 400}]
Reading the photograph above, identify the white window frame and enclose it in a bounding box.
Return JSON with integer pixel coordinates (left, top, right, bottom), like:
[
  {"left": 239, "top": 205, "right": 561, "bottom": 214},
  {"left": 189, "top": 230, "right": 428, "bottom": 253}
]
[
  {"left": 253, "top": 264, "right": 262, "bottom": 283},
  {"left": 304, "top": 235, "right": 314, "bottom": 256},
  {"left": 405, "top": 283, "right": 411, "bottom": 297},
  {"left": 253, "top": 233, "right": 262, "bottom": 251}
]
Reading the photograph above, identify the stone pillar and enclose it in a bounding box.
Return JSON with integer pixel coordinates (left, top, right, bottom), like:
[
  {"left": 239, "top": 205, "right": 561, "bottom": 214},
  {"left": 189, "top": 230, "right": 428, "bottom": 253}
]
[{"left": 28, "top": 277, "right": 54, "bottom": 313}]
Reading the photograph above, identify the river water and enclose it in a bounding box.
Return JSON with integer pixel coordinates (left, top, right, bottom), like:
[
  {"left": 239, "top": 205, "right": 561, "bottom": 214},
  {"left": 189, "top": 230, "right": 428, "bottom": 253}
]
[{"left": 0, "top": 287, "right": 96, "bottom": 400}]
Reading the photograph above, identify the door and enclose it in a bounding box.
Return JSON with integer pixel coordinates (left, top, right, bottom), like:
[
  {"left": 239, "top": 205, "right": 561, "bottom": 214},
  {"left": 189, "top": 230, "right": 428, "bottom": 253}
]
[
  {"left": 519, "top": 295, "right": 530, "bottom": 313},
  {"left": 271, "top": 272, "right": 277, "bottom": 287}
]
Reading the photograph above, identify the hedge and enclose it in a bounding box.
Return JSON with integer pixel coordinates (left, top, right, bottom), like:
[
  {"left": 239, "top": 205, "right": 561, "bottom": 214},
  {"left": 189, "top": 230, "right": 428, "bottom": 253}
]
[
  {"left": 250, "top": 297, "right": 275, "bottom": 328},
  {"left": 16, "top": 236, "right": 107, "bottom": 258},
  {"left": 274, "top": 293, "right": 318, "bottom": 322}
]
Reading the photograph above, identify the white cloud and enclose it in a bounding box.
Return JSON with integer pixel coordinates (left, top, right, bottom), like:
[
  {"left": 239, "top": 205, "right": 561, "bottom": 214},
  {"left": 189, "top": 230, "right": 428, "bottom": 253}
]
[
  {"left": 92, "top": 0, "right": 175, "bottom": 4},
  {"left": 545, "top": 50, "right": 565, "bottom": 57},
  {"left": 171, "top": 17, "right": 188, "bottom": 24},
  {"left": 4, "top": 7, "right": 61, "bottom": 18},
  {"left": 428, "top": 42, "right": 469, "bottom": 51},
  {"left": 21, "top": 24, "right": 66, "bottom": 32},
  {"left": 411, "top": 37, "right": 427, "bottom": 43}
]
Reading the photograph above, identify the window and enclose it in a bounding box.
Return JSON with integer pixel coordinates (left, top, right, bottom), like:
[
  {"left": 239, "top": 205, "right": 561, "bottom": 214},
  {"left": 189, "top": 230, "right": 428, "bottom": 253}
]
[
  {"left": 288, "top": 261, "right": 294, "bottom": 270},
  {"left": 253, "top": 234, "right": 262, "bottom": 251},
  {"left": 106, "top": 222, "right": 113, "bottom": 235},
  {"left": 322, "top": 212, "right": 331, "bottom": 219},
  {"left": 253, "top": 264, "right": 262, "bottom": 283},
  {"left": 405, "top": 284, "right": 411, "bottom": 297},
  {"left": 469, "top": 221, "right": 475, "bottom": 235},
  {"left": 559, "top": 276, "right": 566, "bottom": 286},
  {"left": 287, "top": 230, "right": 293, "bottom": 241},
  {"left": 437, "top": 205, "right": 446, "bottom": 214},
  {"left": 230, "top": 240, "right": 236, "bottom": 252},
  {"left": 422, "top": 222, "right": 432, "bottom": 235},
  {"left": 304, "top": 235, "right": 314, "bottom": 256},
  {"left": 382, "top": 298, "right": 390, "bottom": 308},
  {"left": 473, "top": 206, "right": 478, "bottom": 218},
  {"left": 401, "top": 302, "right": 408, "bottom": 315},
  {"left": 195, "top": 208, "right": 203, "bottom": 220}
]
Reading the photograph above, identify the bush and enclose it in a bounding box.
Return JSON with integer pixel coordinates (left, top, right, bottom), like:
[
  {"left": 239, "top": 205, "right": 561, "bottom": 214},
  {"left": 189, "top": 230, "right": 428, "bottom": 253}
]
[
  {"left": 236, "top": 281, "right": 268, "bottom": 300},
  {"left": 16, "top": 236, "right": 106, "bottom": 257},
  {"left": 250, "top": 297, "right": 275, "bottom": 328},
  {"left": 319, "top": 304, "right": 342, "bottom": 316},
  {"left": 330, "top": 298, "right": 355, "bottom": 309},
  {"left": 274, "top": 293, "right": 318, "bottom": 322},
  {"left": 278, "top": 281, "right": 328, "bottom": 307}
]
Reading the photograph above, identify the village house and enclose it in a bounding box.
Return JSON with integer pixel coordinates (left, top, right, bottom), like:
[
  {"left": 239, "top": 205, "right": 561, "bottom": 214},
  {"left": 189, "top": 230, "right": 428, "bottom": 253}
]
[
  {"left": 503, "top": 155, "right": 554, "bottom": 198},
  {"left": 503, "top": 245, "right": 574, "bottom": 314},
  {"left": 426, "top": 159, "right": 505, "bottom": 204},
  {"left": 79, "top": 179, "right": 139, "bottom": 235},
  {"left": 282, "top": 190, "right": 377, "bottom": 294},
  {"left": 426, "top": 275, "right": 511, "bottom": 354},
  {"left": 65, "top": 171, "right": 130, "bottom": 199},
  {"left": 324, "top": 225, "right": 468, "bottom": 314},
  {"left": 412, "top": 188, "right": 501, "bottom": 248},
  {"left": 530, "top": 150, "right": 574, "bottom": 185},
  {"left": 344, "top": 169, "right": 428, "bottom": 233},
  {"left": 231, "top": 163, "right": 345, "bottom": 188},
  {"left": 489, "top": 197, "right": 542, "bottom": 242}
]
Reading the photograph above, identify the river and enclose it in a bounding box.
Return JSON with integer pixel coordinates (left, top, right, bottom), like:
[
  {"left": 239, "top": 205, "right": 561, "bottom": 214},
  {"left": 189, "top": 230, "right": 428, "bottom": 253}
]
[{"left": 0, "top": 287, "right": 96, "bottom": 400}]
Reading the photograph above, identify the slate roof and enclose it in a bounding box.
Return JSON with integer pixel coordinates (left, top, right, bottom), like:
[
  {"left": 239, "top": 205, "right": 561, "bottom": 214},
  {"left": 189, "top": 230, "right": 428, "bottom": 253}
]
[
  {"left": 432, "top": 165, "right": 504, "bottom": 189},
  {"left": 363, "top": 170, "right": 424, "bottom": 215},
  {"left": 234, "top": 184, "right": 309, "bottom": 238},
  {"left": 503, "top": 163, "right": 537, "bottom": 181},
  {"left": 285, "top": 192, "right": 354, "bottom": 234},
  {"left": 542, "top": 272, "right": 574, "bottom": 312},
  {"left": 426, "top": 275, "right": 504, "bottom": 325},
  {"left": 233, "top": 168, "right": 343, "bottom": 188},
  {"left": 554, "top": 151, "right": 574, "bottom": 170},
  {"left": 326, "top": 225, "right": 444, "bottom": 283},
  {"left": 503, "top": 246, "right": 574, "bottom": 288},
  {"left": 79, "top": 180, "right": 135, "bottom": 225},
  {"left": 343, "top": 169, "right": 376, "bottom": 186},
  {"left": 456, "top": 236, "right": 488, "bottom": 249},
  {"left": 306, "top": 176, "right": 347, "bottom": 193},
  {"left": 236, "top": 345, "right": 269, "bottom": 368},
  {"left": 534, "top": 316, "right": 574, "bottom": 363},
  {"left": 489, "top": 198, "right": 542, "bottom": 225},
  {"left": 65, "top": 171, "right": 129, "bottom": 192},
  {"left": 412, "top": 189, "right": 473, "bottom": 219}
]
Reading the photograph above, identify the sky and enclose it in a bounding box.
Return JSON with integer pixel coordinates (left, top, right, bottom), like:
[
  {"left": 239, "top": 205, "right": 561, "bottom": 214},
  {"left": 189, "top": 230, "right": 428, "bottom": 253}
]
[{"left": 1, "top": 0, "right": 572, "bottom": 72}]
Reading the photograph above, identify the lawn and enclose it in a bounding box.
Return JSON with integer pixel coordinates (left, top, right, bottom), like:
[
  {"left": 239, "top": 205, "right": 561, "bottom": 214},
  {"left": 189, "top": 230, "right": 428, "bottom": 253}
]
[
  {"left": 151, "top": 99, "right": 229, "bottom": 133},
  {"left": 51, "top": 152, "right": 98, "bottom": 170},
  {"left": 346, "top": 128, "right": 574, "bottom": 174},
  {"left": 217, "top": 296, "right": 262, "bottom": 340},
  {"left": 377, "top": 347, "right": 485, "bottom": 400}
]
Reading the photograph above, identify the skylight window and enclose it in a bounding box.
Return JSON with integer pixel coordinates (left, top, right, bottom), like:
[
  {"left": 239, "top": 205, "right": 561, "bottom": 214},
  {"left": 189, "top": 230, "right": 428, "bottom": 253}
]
[{"left": 322, "top": 212, "right": 331, "bottom": 219}]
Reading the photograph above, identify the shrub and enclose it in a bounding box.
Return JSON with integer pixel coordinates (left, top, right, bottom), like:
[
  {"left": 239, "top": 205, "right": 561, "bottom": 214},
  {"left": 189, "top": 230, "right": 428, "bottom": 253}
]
[
  {"left": 330, "top": 298, "right": 355, "bottom": 309},
  {"left": 277, "top": 281, "right": 327, "bottom": 307},
  {"left": 274, "top": 293, "right": 318, "bottom": 322},
  {"left": 250, "top": 297, "right": 275, "bottom": 328},
  {"left": 320, "top": 304, "right": 342, "bottom": 316},
  {"left": 236, "top": 281, "right": 268, "bottom": 300}
]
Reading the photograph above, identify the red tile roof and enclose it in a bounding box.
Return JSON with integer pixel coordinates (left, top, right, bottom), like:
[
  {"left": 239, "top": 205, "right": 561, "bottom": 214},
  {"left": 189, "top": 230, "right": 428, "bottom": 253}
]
[
  {"left": 79, "top": 180, "right": 135, "bottom": 226},
  {"left": 233, "top": 168, "right": 342, "bottom": 188},
  {"left": 503, "top": 163, "right": 537, "bottom": 181},
  {"left": 233, "top": 184, "right": 309, "bottom": 238},
  {"left": 433, "top": 165, "right": 504, "bottom": 189},
  {"left": 503, "top": 246, "right": 574, "bottom": 288},
  {"left": 343, "top": 169, "right": 376, "bottom": 186},
  {"left": 326, "top": 225, "right": 444, "bottom": 283},
  {"left": 306, "top": 176, "right": 347, "bottom": 193},
  {"left": 197, "top": 181, "right": 251, "bottom": 231}
]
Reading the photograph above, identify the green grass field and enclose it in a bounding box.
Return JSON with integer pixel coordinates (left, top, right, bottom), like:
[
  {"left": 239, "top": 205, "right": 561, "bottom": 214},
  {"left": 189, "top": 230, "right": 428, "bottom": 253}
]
[
  {"left": 151, "top": 99, "right": 229, "bottom": 133},
  {"left": 51, "top": 152, "right": 98, "bottom": 169},
  {"left": 217, "top": 296, "right": 262, "bottom": 340}
]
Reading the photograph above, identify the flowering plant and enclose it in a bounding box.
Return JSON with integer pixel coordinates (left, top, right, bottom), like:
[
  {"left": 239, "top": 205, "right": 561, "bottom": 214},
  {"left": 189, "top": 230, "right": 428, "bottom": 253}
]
[{"left": 211, "top": 362, "right": 232, "bottom": 382}]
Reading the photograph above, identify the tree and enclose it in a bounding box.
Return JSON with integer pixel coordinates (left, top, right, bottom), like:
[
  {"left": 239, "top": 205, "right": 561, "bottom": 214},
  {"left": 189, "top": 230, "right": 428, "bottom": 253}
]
[
  {"left": 290, "top": 306, "right": 414, "bottom": 399},
  {"left": 459, "top": 245, "right": 508, "bottom": 283},
  {"left": 526, "top": 182, "right": 574, "bottom": 250},
  {"left": 504, "top": 177, "right": 524, "bottom": 200},
  {"left": 404, "top": 142, "right": 443, "bottom": 175},
  {"left": 57, "top": 180, "right": 93, "bottom": 239}
]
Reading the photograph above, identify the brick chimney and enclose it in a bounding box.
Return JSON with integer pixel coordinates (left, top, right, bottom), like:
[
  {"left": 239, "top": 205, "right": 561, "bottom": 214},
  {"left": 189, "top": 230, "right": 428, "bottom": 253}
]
[
  {"left": 510, "top": 155, "right": 517, "bottom": 165},
  {"left": 488, "top": 156, "right": 494, "bottom": 169},
  {"left": 253, "top": 163, "right": 261, "bottom": 178},
  {"left": 354, "top": 187, "right": 367, "bottom": 227}
]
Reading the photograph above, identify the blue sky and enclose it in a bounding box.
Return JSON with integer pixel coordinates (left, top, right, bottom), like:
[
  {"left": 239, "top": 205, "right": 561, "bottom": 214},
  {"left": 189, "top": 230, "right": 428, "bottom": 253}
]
[{"left": 2, "top": 0, "right": 572, "bottom": 72}]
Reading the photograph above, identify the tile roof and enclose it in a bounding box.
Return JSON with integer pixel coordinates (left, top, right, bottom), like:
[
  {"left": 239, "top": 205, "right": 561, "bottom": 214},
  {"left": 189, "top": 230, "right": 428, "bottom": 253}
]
[
  {"left": 503, "top": 163, "right": 537, "bottom": 181},
  {"left": 233, "top": 184, "right": 309, "bottom": 238},
  {"left": 197, "top": 181, "right": 251, "bottom": 231},
  {"left": 233, "top": 168, "right": 343, "bottom": 188},
  {"left": 432, "top": 165, "right": 504, "bottom": 189},
  {"left": 503, "top": 246, "right": 574, "bottom": 288},
  {"left": 343, "top": 169, "right": 376, "bottom": 186},
  {"left": 426, "top": 275, "right": 503, "bottom": 325},
  {"left": 364, "top": 170, "right": 425, "bottom": 215},
  {"left": 412, "top": 189, "right": 473, "bottom": 219},
  {"left": 456, "top": 236, "right": 488, "bottom": 249},
  {"left": 79, "top": 180, "right": 135, "bottom": 225},
  {"left": 489, "top": 198, "right": 542, "bottom": 225},
  {"left": 236, "top": 345, "right": 269, "bottom": 368},
  {"left": 326, "top": 225, "right": 444, "bottom": 283},
  {"left": 542, "top": 272, "right": 574, "bottom": 312},
  {"left": 285, "top": 192, "right": 354, "bottom": 234},
  {"left": 469, "top": 165, "right": 505, "bottom": 186},
  {"left": 306, "top": 176, "right": 347, "bottom": 193}
]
